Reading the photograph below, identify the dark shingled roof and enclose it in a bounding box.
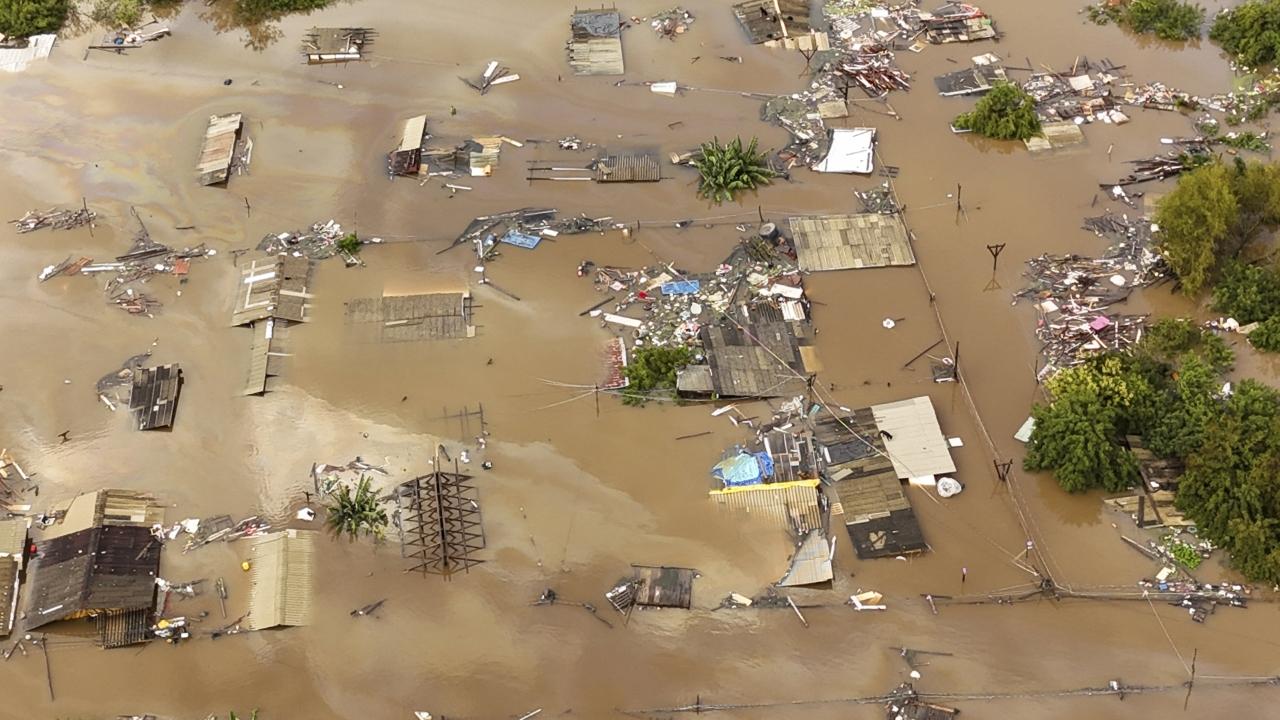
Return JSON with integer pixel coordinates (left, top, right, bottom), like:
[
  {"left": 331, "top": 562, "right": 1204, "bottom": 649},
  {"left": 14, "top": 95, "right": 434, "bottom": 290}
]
[{"left": 25, "top": 525, "right": 160, "bottom": 629}]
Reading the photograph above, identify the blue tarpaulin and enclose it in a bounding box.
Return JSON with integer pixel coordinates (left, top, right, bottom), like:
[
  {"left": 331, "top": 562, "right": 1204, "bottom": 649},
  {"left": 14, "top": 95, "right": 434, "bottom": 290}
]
[
  {"left": 500, "top": 229, "right": 542, "bottom": 249},
  {"left": 661, "top": 280, "right": 701, "bottom": 295},
  {"left": 712, "top": 451, "right": 768, "bottom": 487}
]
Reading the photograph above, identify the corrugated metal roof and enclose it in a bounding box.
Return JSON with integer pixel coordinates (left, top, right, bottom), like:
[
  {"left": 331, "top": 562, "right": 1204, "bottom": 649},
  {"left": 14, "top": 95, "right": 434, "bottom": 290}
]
[
  {"left": 197, "top": 113, "right": 243, "bottom": 186},
  {"left": 871, "top": 396, "right": 956, "bottom": 480},
  {"left": 231, "top": 255, "right": 315, "bottom": 326},
  {"left": 710, "top": 479, "right": 822, "bottom": 533},
  {"left": 777, "top": 530, "right": 833, "bottom": 587},
  {"left": 0, "top": 557, "right": 17, "bottom": 637},
  {"left": 569, "top": 10, "right": 625, "bottom": 75},
  {"left": 0, "top": 518, "right": 28, "bottom": 569},
  {"left": 399, "top": 115, "right": 428, "bottom": 153},
  {"left": 25, "top": 526, "right": 160, "bottom": 628},
  {"left": 788, "top": 213, "right": 914, "bottom": 272},
  {"left": 246, "top": 530, "right": 316, "bottom": 631}
]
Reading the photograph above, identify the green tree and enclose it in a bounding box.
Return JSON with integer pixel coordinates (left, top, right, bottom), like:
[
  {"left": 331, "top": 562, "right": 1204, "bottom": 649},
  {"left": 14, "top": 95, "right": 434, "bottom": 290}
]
[
  {"left": 324, "top": 475, "right": 388, "bottom": 542},
  {"left": 337, "top": 232, "right": 361, "bottom": 255},
  {"left": 1024, "top": 355, "right": 1152, "bottom": 492},
  {"left": 1210, "top": 0, "right": 1280, "bottom": 67},
  {"left": 1125, "top": 0, "right": 1204, "bottom": 40},
  {"left": 953, "top": 82, "right": 1042, "bottom": 141},
  {"left": 1213, "top": 260, "right": 1280, "bottom": 323},
  {"left": 1155, "top": 162, "right": 1238, "bottom": 295},
  {"left": 1247, "top": 315, "right": 1280, "bottom": 351},
  {"left": 690, "top": 136, "right": 773, "bottom": 204},
  {"left": 1137, "top": 317, "right": 1234, "bottom": 372},
  {"left": 622, "top": 345, "right": 693, "bottom": 406},
  {"left": 0, "top": 0, "right": 69, "bottom": 37},
  {"left": 91, "top": 0, "right": 143, "bottom": 27},
  {"left": 233, "top": 0, "right": 329, "bottom": 24}
]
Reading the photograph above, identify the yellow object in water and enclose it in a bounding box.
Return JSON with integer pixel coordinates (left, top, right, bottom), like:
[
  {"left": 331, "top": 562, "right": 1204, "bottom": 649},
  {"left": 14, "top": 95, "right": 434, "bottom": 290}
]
[
  {"left": 156, "top": 619, "right": 170, "bottom": 629},
  {"left": 241, "top": 561, "right": 251, "bottom": 571}
]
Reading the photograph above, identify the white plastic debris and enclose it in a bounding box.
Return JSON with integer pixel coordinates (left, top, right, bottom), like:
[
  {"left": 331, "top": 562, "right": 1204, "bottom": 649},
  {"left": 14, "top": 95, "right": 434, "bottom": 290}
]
[
  {"left": 937, "top": 477, "right": 963, "bottom": 498},
  {"left": 296, "top": 507, "right": 316, "bottom": 522},
  {"left": 882, "top": 318, "right": 896, "bottom": 329}
]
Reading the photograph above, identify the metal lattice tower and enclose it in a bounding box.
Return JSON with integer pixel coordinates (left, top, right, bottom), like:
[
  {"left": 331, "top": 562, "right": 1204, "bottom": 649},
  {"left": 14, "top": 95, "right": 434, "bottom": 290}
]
[{"left": 395, "top": 452, "right": 486, "bottom": 579}]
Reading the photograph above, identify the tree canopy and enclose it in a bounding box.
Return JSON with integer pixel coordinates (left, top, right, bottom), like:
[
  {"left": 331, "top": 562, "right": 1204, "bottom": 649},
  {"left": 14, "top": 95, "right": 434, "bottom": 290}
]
[
  {"left": 1155, "top": 159, "right": 1280, "bottom": 296},
  {"left": 622, "top": 345, "right": 693, "bottom": 406},
  {"left": 1027, "top": 321, "right": 1280, "bottom": 584},
  {"left": 953, "top": 82, "right": 1042, "bottom": 141},
  {"left": 1156, "top": 162, "right": 1237, "bottom": 295},
  {"left": 0, "top": 0, "right": 69, "bottom": 38},
  {"left": 1210, "top": 0, "right": 1280, "bottom": 67},
  {"left": 1089, "top": 0, "right": 1205, "bottom": 41}
]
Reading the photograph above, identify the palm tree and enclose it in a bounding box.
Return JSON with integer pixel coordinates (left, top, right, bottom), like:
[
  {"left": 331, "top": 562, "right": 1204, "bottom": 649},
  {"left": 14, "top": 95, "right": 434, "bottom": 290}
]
[
  {"left": 690, "top": 136, "right": 774, "bottom": 204},
  {"left": 324, "top": 475, "right": 388, "bottom": 542}
]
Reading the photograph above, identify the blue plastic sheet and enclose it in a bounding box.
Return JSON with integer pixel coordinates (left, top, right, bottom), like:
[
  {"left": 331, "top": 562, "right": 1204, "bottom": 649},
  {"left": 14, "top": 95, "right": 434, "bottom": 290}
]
[
  {"left": 661, "top": 280, "right": 701, "bottom": 295},
  {"left": 500, "top": 230, "right": 542, "bottom": 249},
  {"left": 712, "top": 452, "right": 764, "bottom": 487}
]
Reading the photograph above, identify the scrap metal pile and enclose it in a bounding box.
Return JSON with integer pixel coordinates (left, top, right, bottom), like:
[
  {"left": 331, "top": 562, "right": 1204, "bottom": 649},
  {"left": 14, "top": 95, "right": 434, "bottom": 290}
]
[
  {"left": 452, "top": 207, "right": 613, "bottom": 261},
  {"left": 588, "top": 241, "right": 807, "bottom": 349},
  {"left": 38, "top": 217, "right": 211, "bottom": 317},
  {"left": 11, "top": 206, "right": 96, "bottom": 233},
  {"left": 1017, "top": 213, "right": 1168, "bottom": 379}
]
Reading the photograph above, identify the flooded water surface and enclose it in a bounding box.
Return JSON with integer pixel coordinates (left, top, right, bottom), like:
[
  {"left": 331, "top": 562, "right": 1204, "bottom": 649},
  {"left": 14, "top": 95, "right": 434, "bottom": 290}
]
[{"left": 2, "top": 1, "right": 1278, "bottom": 718}]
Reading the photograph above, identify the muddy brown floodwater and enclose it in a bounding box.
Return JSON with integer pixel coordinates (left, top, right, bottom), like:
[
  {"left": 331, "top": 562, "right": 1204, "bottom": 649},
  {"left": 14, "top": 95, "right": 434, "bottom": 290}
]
[{"left": 2, "top": 1, "right": 1279, "bottom": 718}]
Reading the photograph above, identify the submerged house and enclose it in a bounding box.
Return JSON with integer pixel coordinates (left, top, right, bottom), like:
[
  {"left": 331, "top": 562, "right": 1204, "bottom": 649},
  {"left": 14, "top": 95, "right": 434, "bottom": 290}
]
[
  {"left": 568, "top": 9, "right": 625, "bottom": 75},
  {"left": 23, "top": 490, "right": 165, "bottom": 646},
  {"left": 388, "top": 115, "right": 429, "bottom": 177},
  {"left": 302, "top": 27, "right": 374, "bottom": 64},
  {"left": 197, "top": 112, "right": 248, "bottom": 187},
  {"left": 732, "top": 0, "right": 813, "bottom": 44},
  {"left": 0, "top": 518, "right": 28, "bottom": 638}
]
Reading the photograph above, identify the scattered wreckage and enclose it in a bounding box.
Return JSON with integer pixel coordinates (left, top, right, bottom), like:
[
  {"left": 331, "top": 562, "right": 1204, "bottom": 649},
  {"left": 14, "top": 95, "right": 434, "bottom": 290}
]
[{"left": 11, "top": 206, "right": 96, "bottom": 233}]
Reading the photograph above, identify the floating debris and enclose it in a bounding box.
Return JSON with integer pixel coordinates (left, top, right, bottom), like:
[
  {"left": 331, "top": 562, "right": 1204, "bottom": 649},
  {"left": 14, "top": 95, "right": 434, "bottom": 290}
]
[
  {"left": 11, "top": 206, "right": 96, "bottom": 233},
  {"left": 648, "top": 7, "right": 695, "bottom": 39},
  {"left": 257, "top": 219, "right": 365, "bottom": 263},
  {"left": 461, "top": 60, "right": 520, "bottom": 94}
]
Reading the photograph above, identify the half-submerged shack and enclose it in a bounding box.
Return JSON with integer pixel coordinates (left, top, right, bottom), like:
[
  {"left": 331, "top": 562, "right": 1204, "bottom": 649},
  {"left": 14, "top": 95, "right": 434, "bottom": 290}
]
[
  {"left": 23, "top": 490, "right": 165, "bottom": 647},
  {"left": 233, "top": 254, "right": 314, "bottom": 395},
  {"left": 677, "top": 320, "right": 816, "bottom": 399},
  {"left": 345, "top": 292, "right": 476, "bottom": 342},
  {"left": 197, "top": 113, "right": 248, "bottom": 187},
  {"left": 732, "top": 0, "right": 813, "bottom": 44},
  {"left": 0, "top": 518, "right": 28, "bottom": 637},
  {"left": 816, "top": 396, "right": 954, "bottom": 559},
  {"left": 231, "top": 254, "right": 316, "bottom": 327},
  {"left": 568, "top": 9, "right": 625, "bottom": 76},
  {"left": 388, "top": 115, "right": 429, "bottom": 177},
  {"left": 302, "top": 27, "right": 374, "bottom": 64}
]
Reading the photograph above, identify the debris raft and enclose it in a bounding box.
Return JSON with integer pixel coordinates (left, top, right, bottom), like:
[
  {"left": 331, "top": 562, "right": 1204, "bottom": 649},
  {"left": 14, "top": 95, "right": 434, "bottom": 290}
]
[
  {"left": 648, "top": 7, "right": 695, "bottom": 39},
  {"left": 303, "top": 27, "right": 375, "bottom": 64},
  {"left": 452, "top": 208, "right": 611, "bottom": 261},
  {"left": 257, "top": 219, "right": 362, "bottom": 263},
  {"left": 462, "top": 60, "right": 520, "bottom": 94},
  {"left": 590, "top": 240, "right": 809, "bottom": 351},
  {"left": 11, "top": 207, "right": 96, "bottom": 233},
  {"left": 1102, "top": 148, "right": 1210, "bottom": 188},
  {"left": 88, "top": 21, "right": 171, "bottom": 52},
  {"left": 1016, "top": 214, "right": 1168, "bottom": 378}
]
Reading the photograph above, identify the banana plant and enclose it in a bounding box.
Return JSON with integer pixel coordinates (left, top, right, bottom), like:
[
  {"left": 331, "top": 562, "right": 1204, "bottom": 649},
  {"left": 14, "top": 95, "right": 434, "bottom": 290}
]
[{"left": 690, "top": 136, "right": 774, "bottom": 204}]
